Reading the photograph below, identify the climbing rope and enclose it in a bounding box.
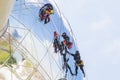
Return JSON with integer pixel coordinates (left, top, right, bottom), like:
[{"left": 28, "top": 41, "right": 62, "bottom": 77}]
[
  {"left": 9, "top": 15, "right": 52, "bottom": 79},
  {"left": 0, "top": 20, "right": 9, "bottom": 38}
]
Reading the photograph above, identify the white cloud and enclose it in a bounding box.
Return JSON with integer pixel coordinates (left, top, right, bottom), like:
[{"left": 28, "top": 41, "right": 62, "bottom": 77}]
[
  {"left": 98, "top": 38, "right": 120, "bottom": 66},
  {"left": 90, "top": 16, "right": 112, "bottom": 31}
]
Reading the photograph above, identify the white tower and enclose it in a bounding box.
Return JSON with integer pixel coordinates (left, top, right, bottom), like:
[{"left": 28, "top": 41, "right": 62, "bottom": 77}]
[{"left": 0, "top": 0, "right": 15, "bottom": 36}]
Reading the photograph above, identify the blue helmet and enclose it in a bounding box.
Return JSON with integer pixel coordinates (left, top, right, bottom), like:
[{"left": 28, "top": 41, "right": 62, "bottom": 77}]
[
  {"left": 75, "top": 50, "right": 79, "bottom": 55},
  {"left": 62, "top": 32, "right": 66, "bottom": 36},
  {"left": 44, "top": 3, "right": 53, "bottom": 10}
]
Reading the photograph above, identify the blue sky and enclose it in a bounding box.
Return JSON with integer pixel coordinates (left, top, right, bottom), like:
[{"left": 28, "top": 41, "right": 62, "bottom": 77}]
[{"left": 55, "top": 0, "right": 120, "bottom": 80}]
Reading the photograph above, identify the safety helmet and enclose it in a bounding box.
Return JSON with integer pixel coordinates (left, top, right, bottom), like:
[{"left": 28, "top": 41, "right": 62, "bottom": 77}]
[
  {"left": 54, "top": 31, "right": 57, "bottom": 37},
  {"left": 75, "top": 50, "right": 79, "bottom": 54},
  {"left": 62, "top": 32, "right": 66, "bottom": 36},
  {"left": 61, "top": 41, "right": 64, "bottom": 45},
  {"left": 54, "top": 31, "right": 57, "bottom": 34},
  {"left": 45, "top": 3, "right": 53, "bottom": 10},
  {"left": 48, "top": 6, "right": 53, "bottom": 10}
]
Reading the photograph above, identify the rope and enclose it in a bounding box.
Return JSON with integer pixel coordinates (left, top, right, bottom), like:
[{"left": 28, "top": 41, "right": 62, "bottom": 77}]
[
  {"left": 39, "top": 21, "right": 53, "bottom": 42},
  {"left": 39, "top": 39, "right": 62, "bottom": 70},
  {"left": 10, "top": 15, "right": 44, "bottom": 53},
  {"left": 55, "top": 0, "right": 63, "bottom": 34},
  {"left": 8, "top": 19, "right": 13, "bottom": 80},
  {"left": 0, "top": 20, "right": 9, "bottom": 38},
  {"left": 84, "top": 65, "right": 89, "bottom": 80},
  {"left": 51, "top": 1, "right": 89, "bottom": 80},
  {"left": 9, "top": 23, "right": 53, "bottom": 65},
  {"left": 36, "top": 2, "right": 69, "bottom": 79},
  {"left": 10, "top": 1, "right": 83, "bottom": 80},
  {"left": 3, "top": 34, "right": 46, "bottom": 79},
  {"left": 0, "top": 1, "right": 54, "bottom": 80},
  {"left": 8, "top": 24, "right": 47, "bottom": 49},
  {"left": 48, "top": 49, "right": 54, "bottom": 79},
  {"left": 30, "top": 32, "right": 39, "bottom": 62},
  {"left": 5, "top": 64, "right": 23, "bottom": 80},
  {"left": 62, "top": 15, "right": 89, "bottom": 80},
  {"left": 50, "top": 1, "right": 68, "bottom": 79},
  {"left": 10, "top": 24, "right": 60, "bottom": 79},
  {"left": 14, "top": 32, "right": 51, "bottom": 79},
  {"left": 50, "top": 1, "right": 77, "bottom": 79},
  {"left": 9, "top": 15, "right": 52, "bottom": 79},
  {"left": 23, "top": 3, "right": 40, "bottom": 28},
  {"left": 9, "top": 36, "right": 51, "bottom": 80},
  {"left": 10, "top": 38, "right": 46, "bottom": 80},
  {"left": 51, "top": 1, "right": 75, "bottom": 79},
  {"left": 62, "top": 15, "right": 79, "bottom": 50},
  {"left": 23, "top": 2, "right": 55, "bottom": 38},
  {"left": 39, "top": 39, "right": 53, "bottom": 63}
]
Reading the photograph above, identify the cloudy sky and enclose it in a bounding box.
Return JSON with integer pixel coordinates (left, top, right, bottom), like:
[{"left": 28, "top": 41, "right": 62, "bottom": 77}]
[{"left": 55, "top": 0, "right": 120, "bottom": 80}]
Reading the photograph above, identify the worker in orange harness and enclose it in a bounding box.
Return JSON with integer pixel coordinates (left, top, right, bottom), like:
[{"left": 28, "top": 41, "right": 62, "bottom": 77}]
[
  {"left": 61, "top": 47, "right": 74, "bottom": 77},
  {"left": 39, "top": 3, "right": 54, "bottom": 24},
  {"left": 68, "top": 50, "right": 85, "bottom": 77},
  {"left": 53, "top": 31, "right": 60, "bottom": 53},
  {"left": 61, "top": 32, "right": 73, "bottom": 49}
]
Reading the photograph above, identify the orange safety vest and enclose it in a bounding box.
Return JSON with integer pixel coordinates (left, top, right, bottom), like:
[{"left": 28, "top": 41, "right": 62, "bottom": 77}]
[{"left": 76, "top": 60, "right": 84, "bottom": 66}]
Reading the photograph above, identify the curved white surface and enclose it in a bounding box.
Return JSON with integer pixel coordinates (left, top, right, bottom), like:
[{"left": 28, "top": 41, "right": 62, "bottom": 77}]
[{"left": 0, "top": 0, "right": 15, "bottom": 36}]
